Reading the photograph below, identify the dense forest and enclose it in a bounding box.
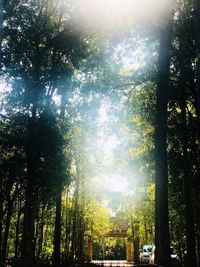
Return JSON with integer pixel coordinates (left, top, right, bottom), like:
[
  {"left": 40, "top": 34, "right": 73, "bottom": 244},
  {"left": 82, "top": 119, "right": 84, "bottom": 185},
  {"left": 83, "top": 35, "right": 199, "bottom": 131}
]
[{"left": 0, "top": 1, "right": 200, "bottom": 267}]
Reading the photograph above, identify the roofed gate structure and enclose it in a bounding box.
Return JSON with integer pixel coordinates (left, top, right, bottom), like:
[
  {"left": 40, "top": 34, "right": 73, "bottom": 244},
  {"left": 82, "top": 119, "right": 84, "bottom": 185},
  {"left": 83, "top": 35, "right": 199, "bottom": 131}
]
[{"left": 87, "top": 220, "right": 133, "bottom": 262}]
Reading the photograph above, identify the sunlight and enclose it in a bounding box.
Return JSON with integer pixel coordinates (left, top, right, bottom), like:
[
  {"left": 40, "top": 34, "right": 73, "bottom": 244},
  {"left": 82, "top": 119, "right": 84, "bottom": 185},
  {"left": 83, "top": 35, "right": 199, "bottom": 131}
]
[
  {"left": 96, "top": 133, "right": 121, "bottom": 160},
  {"left": 70, "top": 0, "right": 168, "bottom": 33},
  {"left": 0, "top": 81, "right": 11, "bottom": 116},
  {"left": 98, "top": 103, "right": 108, "bottom": 123},
  {"left": 113, "top": 43, "right": 147, "bottom": 72},
  {"left": 98, "top": 174, "right": 130, "bottom": 194},
  {"left": 97, "top": 103, "right": 121, "bottom": 158},
  {"left": 104, "top": 135, "right": 119, "bottom": 153}
]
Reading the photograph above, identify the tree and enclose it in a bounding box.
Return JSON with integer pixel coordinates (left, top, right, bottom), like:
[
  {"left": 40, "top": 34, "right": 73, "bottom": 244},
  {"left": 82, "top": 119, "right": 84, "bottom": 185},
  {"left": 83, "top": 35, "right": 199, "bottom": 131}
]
[
  {"left": 0, "top": 0, "right": 3, "bottom": 65},
  {"left": 2, "top": 1, "right": 73, "bottom": 265},
  {"left": 193, "top": 0, "right": 200, "bottom": 120},
  {"left": 154, "top": 2, "right": 174, "bottom": 266}
]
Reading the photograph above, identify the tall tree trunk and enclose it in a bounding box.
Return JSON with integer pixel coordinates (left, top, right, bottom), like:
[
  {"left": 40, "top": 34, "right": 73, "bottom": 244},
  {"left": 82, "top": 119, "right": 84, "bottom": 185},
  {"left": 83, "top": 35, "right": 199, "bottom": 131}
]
[
  {"left": 37, "top": 207, "right": 44, "bottom": 261},
  {"left": 71, "top": 185, "right": 78, "bottom": 262},
  {"left": 65, "top": 189, "right": 70, "bottom": 262},
  {"left": 177, "top": 12, "right": 198, "bottom": 263},
  {"left": 21, "top": 178, "right": 35, "bottom": 267},
  {"left": 193, "top": 7, "right": 200, "bottom": 262},
  {"left": 144, "top": 218, "right": 148, "bottom": 244},
  {"left": 132, "top": 224, "right": 139, "bottom": 265},
  {"left": 180, "top": 90, "right": 197, "bottom": 267},
  {"left": 15, "top": 197, "right": 22, "bottom": 259},
  {"left": 193, "top": 0, "right": 200, "bottom": 120},
  {"left": 21, "top": 109, "right": 37, "bottom": 267},
  {"left": 71, "top": 149, "right": 83, "bottom": 263},
  {"left": 2, "top": 199, "right": 12, "bottom": 265},
  {"left": 77, "top": 176, "right": 85, "bottom": 263},
  {"left": 0, "top": 178, "right": 3, "bottom": 267},
  {"left": 53, "top": 93, "right": 67, "bottom": 265},
  {"left": 53, "top": 189, "right": 62, "bottom": 266},
  {"left": 35, "top": 208, "right": 40, "bottom": 260},
  {"left": 0, "top": 0, "right": 3, "bottom": 65},
  {"left": 77, "top": 218, "right": 85, "bottom": 263},
  {"left": 154, "top": 3, "right": 173, "bottom": 267}
]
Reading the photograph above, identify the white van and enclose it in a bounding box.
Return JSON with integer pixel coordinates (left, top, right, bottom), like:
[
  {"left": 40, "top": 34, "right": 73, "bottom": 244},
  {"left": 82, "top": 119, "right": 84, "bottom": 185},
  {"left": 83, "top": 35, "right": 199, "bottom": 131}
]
[
  {"left": 149, "top": 246, "right": 178, "bottom": 264},
  {"left": 140, "top": 245, "right": 155, "bottom": 264}
]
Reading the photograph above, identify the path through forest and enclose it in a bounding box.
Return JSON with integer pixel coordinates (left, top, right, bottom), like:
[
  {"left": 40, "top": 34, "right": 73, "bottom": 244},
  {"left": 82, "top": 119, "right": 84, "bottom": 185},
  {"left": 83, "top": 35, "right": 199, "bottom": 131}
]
[{"left": 91, "top": 260, "right": 133, "bottom": 266}]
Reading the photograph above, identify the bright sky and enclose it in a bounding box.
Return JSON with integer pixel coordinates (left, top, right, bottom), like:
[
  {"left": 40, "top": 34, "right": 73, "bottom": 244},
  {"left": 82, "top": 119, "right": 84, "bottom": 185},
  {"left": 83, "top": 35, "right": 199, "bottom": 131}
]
[
  {"left": 93, "top": 102, "right": 130, "bottom": 195},
  {"left": 101, "top": 174, "right": 129, "bottom": 194},
  {"left": 70, "top": 0, "right": 168, "bottom": 33}
]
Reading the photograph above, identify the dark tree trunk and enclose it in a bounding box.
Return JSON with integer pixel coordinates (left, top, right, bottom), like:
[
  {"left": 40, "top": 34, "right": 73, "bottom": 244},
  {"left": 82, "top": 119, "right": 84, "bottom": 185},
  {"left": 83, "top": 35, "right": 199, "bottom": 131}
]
[
  {"left": 0, "top": 178, "right": 3, "bottom": 267},
  {"left": 35, "top": 208, "right": 40, "bottom": 259},
  {"left": 193, "top": 0, "right": 200, "bottom": 120},
  {"left": 65, "top": 189, "right": 70, "bottom": 261},
  {"left": 131, "top": 219, "right": 139, "bottom": 264},
  {"left": 53, "top": 189, "right": 62, "bottom": 266},
  {"left": 37, "top": 208, "right": 44, "bottom": 260},
  {"left": 197, "top": 231, "right": 200, "bottom": 267},
  {"left": 77, "top": 218, "right": 85, "bottom": 263},
  {"left": 15, "top": 198, "right": 22, "bottom": 258},
  {"left": 21, "top": 110, "right": 37, "bottom": 267},
  {"left": 77, "top": 183, "right": 85, "bottom": 264},
  {"left": 2, "top": 199, "right": 12, "bottom": 265},
  {"left": 193, "top": 8, "right": 200, "bottom": 264},
  {"left": 21, "top": 178, "right": 35, "bottom": 267},
  {"left": 70, "top": 173, "right": 81, "bottom": 263},
  {"left": 177, "top": 14, "right": 198, "bottom": 264},
  {"left": 154, "top": 4, "right": 173, "bottom": 267},
  {"left": 180, "top": 90, "right": 197, "bottom": 267},
  {"left": 71, "top": 188, "right": 78, "bottom": 262},
  {"left": 53, "top": 93, "right": 68, "bottom": 265},
  {"left": 144, "top": 218, "right": 148, "bottom": 244},
  {"left": 0, "top": 0, "right": 3, "bottom": 65},
  {"left": 133, "top": 228, "right": 140, "bottom": 264}
]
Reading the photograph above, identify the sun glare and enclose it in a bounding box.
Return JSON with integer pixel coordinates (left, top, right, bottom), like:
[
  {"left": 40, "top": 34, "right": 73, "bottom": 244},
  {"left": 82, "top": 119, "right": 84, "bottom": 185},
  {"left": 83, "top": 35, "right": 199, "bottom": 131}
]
[
  {"left": 96, "top": 174, "right": 130, "bottom": 194},
  {"left": 70, "top": 0, "right": 168, "bottom": 33},
  {"left": 98, "top": 103, "right": 108, "bottom": 123}
]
